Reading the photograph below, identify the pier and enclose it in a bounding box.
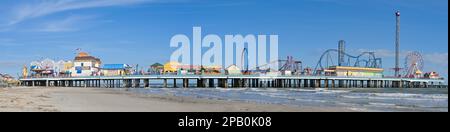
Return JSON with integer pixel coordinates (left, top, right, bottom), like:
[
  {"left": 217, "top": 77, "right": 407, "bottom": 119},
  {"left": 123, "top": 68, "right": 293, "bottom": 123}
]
[{"left": 19, "top": 75, "right": 446, "bottom": 89}]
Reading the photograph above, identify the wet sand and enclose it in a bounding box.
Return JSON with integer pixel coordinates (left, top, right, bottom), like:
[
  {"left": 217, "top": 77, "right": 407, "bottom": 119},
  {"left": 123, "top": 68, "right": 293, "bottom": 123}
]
[{"left": 0, "top": 87, "right": 354, "bottom": 112}]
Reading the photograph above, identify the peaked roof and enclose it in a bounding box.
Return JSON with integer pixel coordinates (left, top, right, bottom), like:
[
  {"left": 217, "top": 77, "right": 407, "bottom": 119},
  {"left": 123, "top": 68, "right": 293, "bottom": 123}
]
[
  {"left": 151, "top": 63, "right": 163, "bottom": 67},
  {"left": 226, "top": 65, "right": 241, "bottom": 70}
]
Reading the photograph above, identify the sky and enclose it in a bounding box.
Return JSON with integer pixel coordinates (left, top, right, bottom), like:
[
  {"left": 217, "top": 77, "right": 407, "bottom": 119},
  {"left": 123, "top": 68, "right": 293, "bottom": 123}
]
[{"left": 0, "top": 0, "right": 448, "bottom": 81}]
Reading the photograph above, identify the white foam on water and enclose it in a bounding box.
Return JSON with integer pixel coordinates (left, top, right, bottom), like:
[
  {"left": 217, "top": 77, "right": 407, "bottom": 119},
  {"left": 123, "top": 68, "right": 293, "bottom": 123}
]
[
  {"left": 348, "top": 107, "right": 370, "bottom": 112},
  {"left": 293, "top": 98, "right": 329, "bottom": 103},
  {"left": 316, "top": 90, "right": 350, "bottom": 94},
  {"left": 341, "top": 95, "right": 363, "bottom": 99},
  {"left": 371, "top": 93, "right": 448, "bottom": 99},
  {"left": 285, "top": 89, "right": 318, "bottom": 92},
  {"left": 369, "top": 102, "right": 397, "bottom": 107}
]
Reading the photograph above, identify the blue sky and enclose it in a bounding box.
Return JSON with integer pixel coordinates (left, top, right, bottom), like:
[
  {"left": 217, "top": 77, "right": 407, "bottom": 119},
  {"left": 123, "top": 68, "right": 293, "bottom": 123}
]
[{"left": 0, "top": 0, "right": 448, "bottom": 80}]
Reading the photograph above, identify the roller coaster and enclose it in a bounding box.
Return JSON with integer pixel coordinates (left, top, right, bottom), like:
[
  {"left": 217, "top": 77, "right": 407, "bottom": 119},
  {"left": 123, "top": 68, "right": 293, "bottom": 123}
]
[{"left": 313, "top": 49, "right": 383, "bottom": 75}]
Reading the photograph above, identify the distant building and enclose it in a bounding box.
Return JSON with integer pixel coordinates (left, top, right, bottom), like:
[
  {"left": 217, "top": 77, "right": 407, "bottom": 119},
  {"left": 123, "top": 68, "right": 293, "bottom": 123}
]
[
  {"left": 101, "top": 64, "right": 131, "bottom": 76},
  {"left": 324, "top": 66, "right": 384, "bottom": 78},
  {"left": 0, "top": 73, "right": 16, "bottom": 86},
  {"left": 424, "top": 72, "right": 441, "bottom": 79},
  {"left": 29, "top": 58, "right": 72, "bottom": 77},
  {"left": 150, "top": 63, "right": 164, "bottom": 75},
  {"left": 163, "top": 62, "right": 181, "bottom": 74},
  {"left": 225, "top": 65, "right": 242, "bottom": 75},
  {"left": 62, "top": 61, "right": 74, "bottom": 76},
  {"left": 202, "top": 65, "right": 222, "bottom": 75},
  {"left": 55, "top": 60, "right": 73, "bottom": 77},
  {"left": 71, "top": 52, "right": 101, "bottom": 77}
]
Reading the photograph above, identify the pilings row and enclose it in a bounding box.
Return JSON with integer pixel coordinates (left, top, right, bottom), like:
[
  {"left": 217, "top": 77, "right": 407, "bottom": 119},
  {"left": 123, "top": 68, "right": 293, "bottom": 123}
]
[{"left": 20, "top": 78, "right": 444, "bottom": 89}]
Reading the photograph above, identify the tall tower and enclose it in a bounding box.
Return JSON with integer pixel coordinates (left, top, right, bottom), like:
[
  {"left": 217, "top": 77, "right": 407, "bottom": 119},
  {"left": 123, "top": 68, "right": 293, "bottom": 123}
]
[
  {"left": 394, "top": 10, "right": 401, "bottom": 77},
  {"left": 338, "top": 40, "right": 346, "bottom": 66}
]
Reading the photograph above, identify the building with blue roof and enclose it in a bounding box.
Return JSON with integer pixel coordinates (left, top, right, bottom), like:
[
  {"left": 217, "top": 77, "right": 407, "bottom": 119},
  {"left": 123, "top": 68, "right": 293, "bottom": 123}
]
[{"left": 101, "top": 64, "right": 131, "bottom": 76}]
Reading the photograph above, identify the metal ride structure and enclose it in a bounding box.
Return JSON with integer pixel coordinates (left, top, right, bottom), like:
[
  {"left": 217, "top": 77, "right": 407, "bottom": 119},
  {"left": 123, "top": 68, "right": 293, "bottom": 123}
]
[
  {"left": 241, "top": 48, "right": 249, "bottom": 73},
  {"left": 240, "top": 48, "right": 303, "bottom": 75},
  {"left": 403, "top": 51, "right": 424, "bottom": 78},
  {"left": 313, "top": 49, "right": 383, "bottom": 75},
  {"left": 279, "top": 56, "right": 302, "bottom": 75},
  {"left": 394, "top": 10, "right": 401, "bottom": 77},
  {"left": 30, "top": 58, "right": 70, "bottom": 77}
]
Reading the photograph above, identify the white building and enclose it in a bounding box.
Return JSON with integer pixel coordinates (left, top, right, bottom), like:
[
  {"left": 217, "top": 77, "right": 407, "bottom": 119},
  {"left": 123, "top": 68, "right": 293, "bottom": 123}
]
[{"left": 71, "top": 52, "right": 101, "bottom": 77}]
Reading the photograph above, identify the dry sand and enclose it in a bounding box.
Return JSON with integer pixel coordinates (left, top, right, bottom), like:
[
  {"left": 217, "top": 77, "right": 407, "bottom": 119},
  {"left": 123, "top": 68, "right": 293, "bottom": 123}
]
[{"left": 1, "top": 87, "right": 353, "bottom": 112}]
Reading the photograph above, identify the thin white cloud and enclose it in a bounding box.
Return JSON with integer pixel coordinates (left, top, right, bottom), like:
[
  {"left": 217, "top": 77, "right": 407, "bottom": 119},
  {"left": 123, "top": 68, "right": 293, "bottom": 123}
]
[
  {"left": 0, "top": 38, "right": 19, "bottom": 46},
  {"left": 36, "top": 15, "right": 96, "bottom": 32},
  {"left": 423, "top": 52, "right": 448, "bottom": 66},
  {"left": 0, "top": 61, "right": 23, "bottom": 67},
  {"left": 8, "top": 0, "right": 156, "bottom": 25},
  {"left": 0, "top": 38, "right": 14, "bottom": 43}
]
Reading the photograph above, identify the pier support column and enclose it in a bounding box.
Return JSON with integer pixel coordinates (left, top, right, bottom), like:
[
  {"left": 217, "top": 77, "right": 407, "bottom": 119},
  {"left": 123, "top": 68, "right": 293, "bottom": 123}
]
[
  {"left": 124, "top": 79, "right": 131, "bottom": 88},
  {"left": 348, "top": 80, "right": 352, "bottom": 88},
  {"left": 317, "top": 80, "right": 322, "bottom": 88},
  {"left": 183, "top": 79, "right": 189, "bottom": 88},
  {"left": 291, "top": 79, "right": 294, "bottom": 88},
  {"left": 144, "top": 79, "right": 150, "bottom": 88},
  {"left": 224, "top": 79, "right": 229, "bottom": 88},
  {"left": 338, "top": 80, "right": 344, "bottom": 88},
  {"left": 133, "top": 79, "right": 140, "bottom": 88},
  {"left": 163, "top": 79, "right": 168, "bottom": 88},
  {"left": 197, "top": 79, "right": 203, "bottom": 88},
  {"left": 209, "top": 79, "right": 215, "bottom": 88},
  {"left": 331, "top": 80, "right": 335, "bottom": 88},
  {"left": 304, "top": 79, "right": 309, "bottom": 88},
  {"left": 174, "top": 79, "right": 177, "bottom": 88},
  {"left": 218, "top": 79, "right": 223, "bottom": 88}
]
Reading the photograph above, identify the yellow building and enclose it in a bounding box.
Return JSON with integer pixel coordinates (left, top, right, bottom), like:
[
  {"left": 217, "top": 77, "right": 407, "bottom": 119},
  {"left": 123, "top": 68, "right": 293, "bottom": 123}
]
[
  {"left": 163, "top": 62, "right": 181, "bottom": 73},
  {"left": 325, "top": 66, "right": 384, "bottom": 78}
]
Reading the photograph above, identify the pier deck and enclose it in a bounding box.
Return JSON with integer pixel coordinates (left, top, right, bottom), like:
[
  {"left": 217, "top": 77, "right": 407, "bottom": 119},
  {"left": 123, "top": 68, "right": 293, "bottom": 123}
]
[{"left": 19, "top": 75, "right": 446, "bottom": 88}]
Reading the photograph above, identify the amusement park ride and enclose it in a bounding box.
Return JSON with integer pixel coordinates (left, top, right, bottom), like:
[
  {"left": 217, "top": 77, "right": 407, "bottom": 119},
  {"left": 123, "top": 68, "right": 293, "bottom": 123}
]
[
  {"left": 28, "top": 59, "right": 71, "bottom": 77},
  {"left": 403, "top": 51, "right": 424, "bottom": 78},
  {"left": 21, "top": 11, "right": 441, "bottom": 81},
  {"left": 313, "top": 49, "right": 383, "bottom": 75}
]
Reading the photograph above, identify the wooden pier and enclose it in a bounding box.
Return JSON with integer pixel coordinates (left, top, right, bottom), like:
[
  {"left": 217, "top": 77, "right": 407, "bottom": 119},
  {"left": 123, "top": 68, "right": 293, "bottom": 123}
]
[{"left": 19, "top": 75, "right": 446, "bottom": 89}]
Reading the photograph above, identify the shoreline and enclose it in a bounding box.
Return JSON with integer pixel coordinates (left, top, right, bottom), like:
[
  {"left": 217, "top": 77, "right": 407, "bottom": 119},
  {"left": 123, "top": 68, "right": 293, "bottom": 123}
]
[{"left": 0, "top": 87, "right": 355, "bottom": 112}]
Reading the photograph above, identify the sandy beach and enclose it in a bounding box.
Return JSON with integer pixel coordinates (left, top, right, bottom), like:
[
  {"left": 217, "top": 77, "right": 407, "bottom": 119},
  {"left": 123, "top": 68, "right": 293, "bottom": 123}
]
[{"left": 0, "top": 87, "right": 354, "bottom": 112}]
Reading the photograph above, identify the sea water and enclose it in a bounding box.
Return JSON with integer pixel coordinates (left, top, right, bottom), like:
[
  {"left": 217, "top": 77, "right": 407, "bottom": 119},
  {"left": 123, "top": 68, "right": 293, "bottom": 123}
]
[{"left": 123, "top": 87, "right": 448, "bottom": 112}]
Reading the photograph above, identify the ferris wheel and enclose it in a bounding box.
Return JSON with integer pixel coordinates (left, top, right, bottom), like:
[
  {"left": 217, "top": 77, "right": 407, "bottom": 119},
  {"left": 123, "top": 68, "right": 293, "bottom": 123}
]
[
  {"left": 41, "top": 59, "right": 56, "bottom": 70},
  {"left": 404, "top": 51, "right": 424, "bottom": 78}
]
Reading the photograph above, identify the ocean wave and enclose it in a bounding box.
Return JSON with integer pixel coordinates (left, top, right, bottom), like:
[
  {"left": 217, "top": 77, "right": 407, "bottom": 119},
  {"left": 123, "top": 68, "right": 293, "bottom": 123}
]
[{"left": 371, "top": 93, "right": 448, "bottom": 99}]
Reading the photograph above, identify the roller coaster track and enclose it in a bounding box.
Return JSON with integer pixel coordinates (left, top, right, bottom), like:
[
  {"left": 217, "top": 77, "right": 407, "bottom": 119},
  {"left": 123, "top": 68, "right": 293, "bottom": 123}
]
[{"left": 313, "top": 49, "right": 382, "bottom": 75}]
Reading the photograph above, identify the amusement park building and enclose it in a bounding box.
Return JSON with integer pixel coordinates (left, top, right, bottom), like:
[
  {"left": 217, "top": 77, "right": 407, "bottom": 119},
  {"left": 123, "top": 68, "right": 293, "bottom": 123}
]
[
  {"left": 71, "top": 52, "right": 101, "bottom": 77},
  {"left": 324, "top": 66, "right": 384, "bottom": 78},
  {"left": 226, "top": 65, "right": 242, "bottom": 75},
  {"left": 101, "top": 64, "right": 131, "bottom": 76}
]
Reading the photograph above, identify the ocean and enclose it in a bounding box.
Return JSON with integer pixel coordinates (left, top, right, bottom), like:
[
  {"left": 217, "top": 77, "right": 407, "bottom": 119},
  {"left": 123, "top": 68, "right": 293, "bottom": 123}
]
[{"left": 124, "top": 87, "right": 448, "bottom": 112}]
